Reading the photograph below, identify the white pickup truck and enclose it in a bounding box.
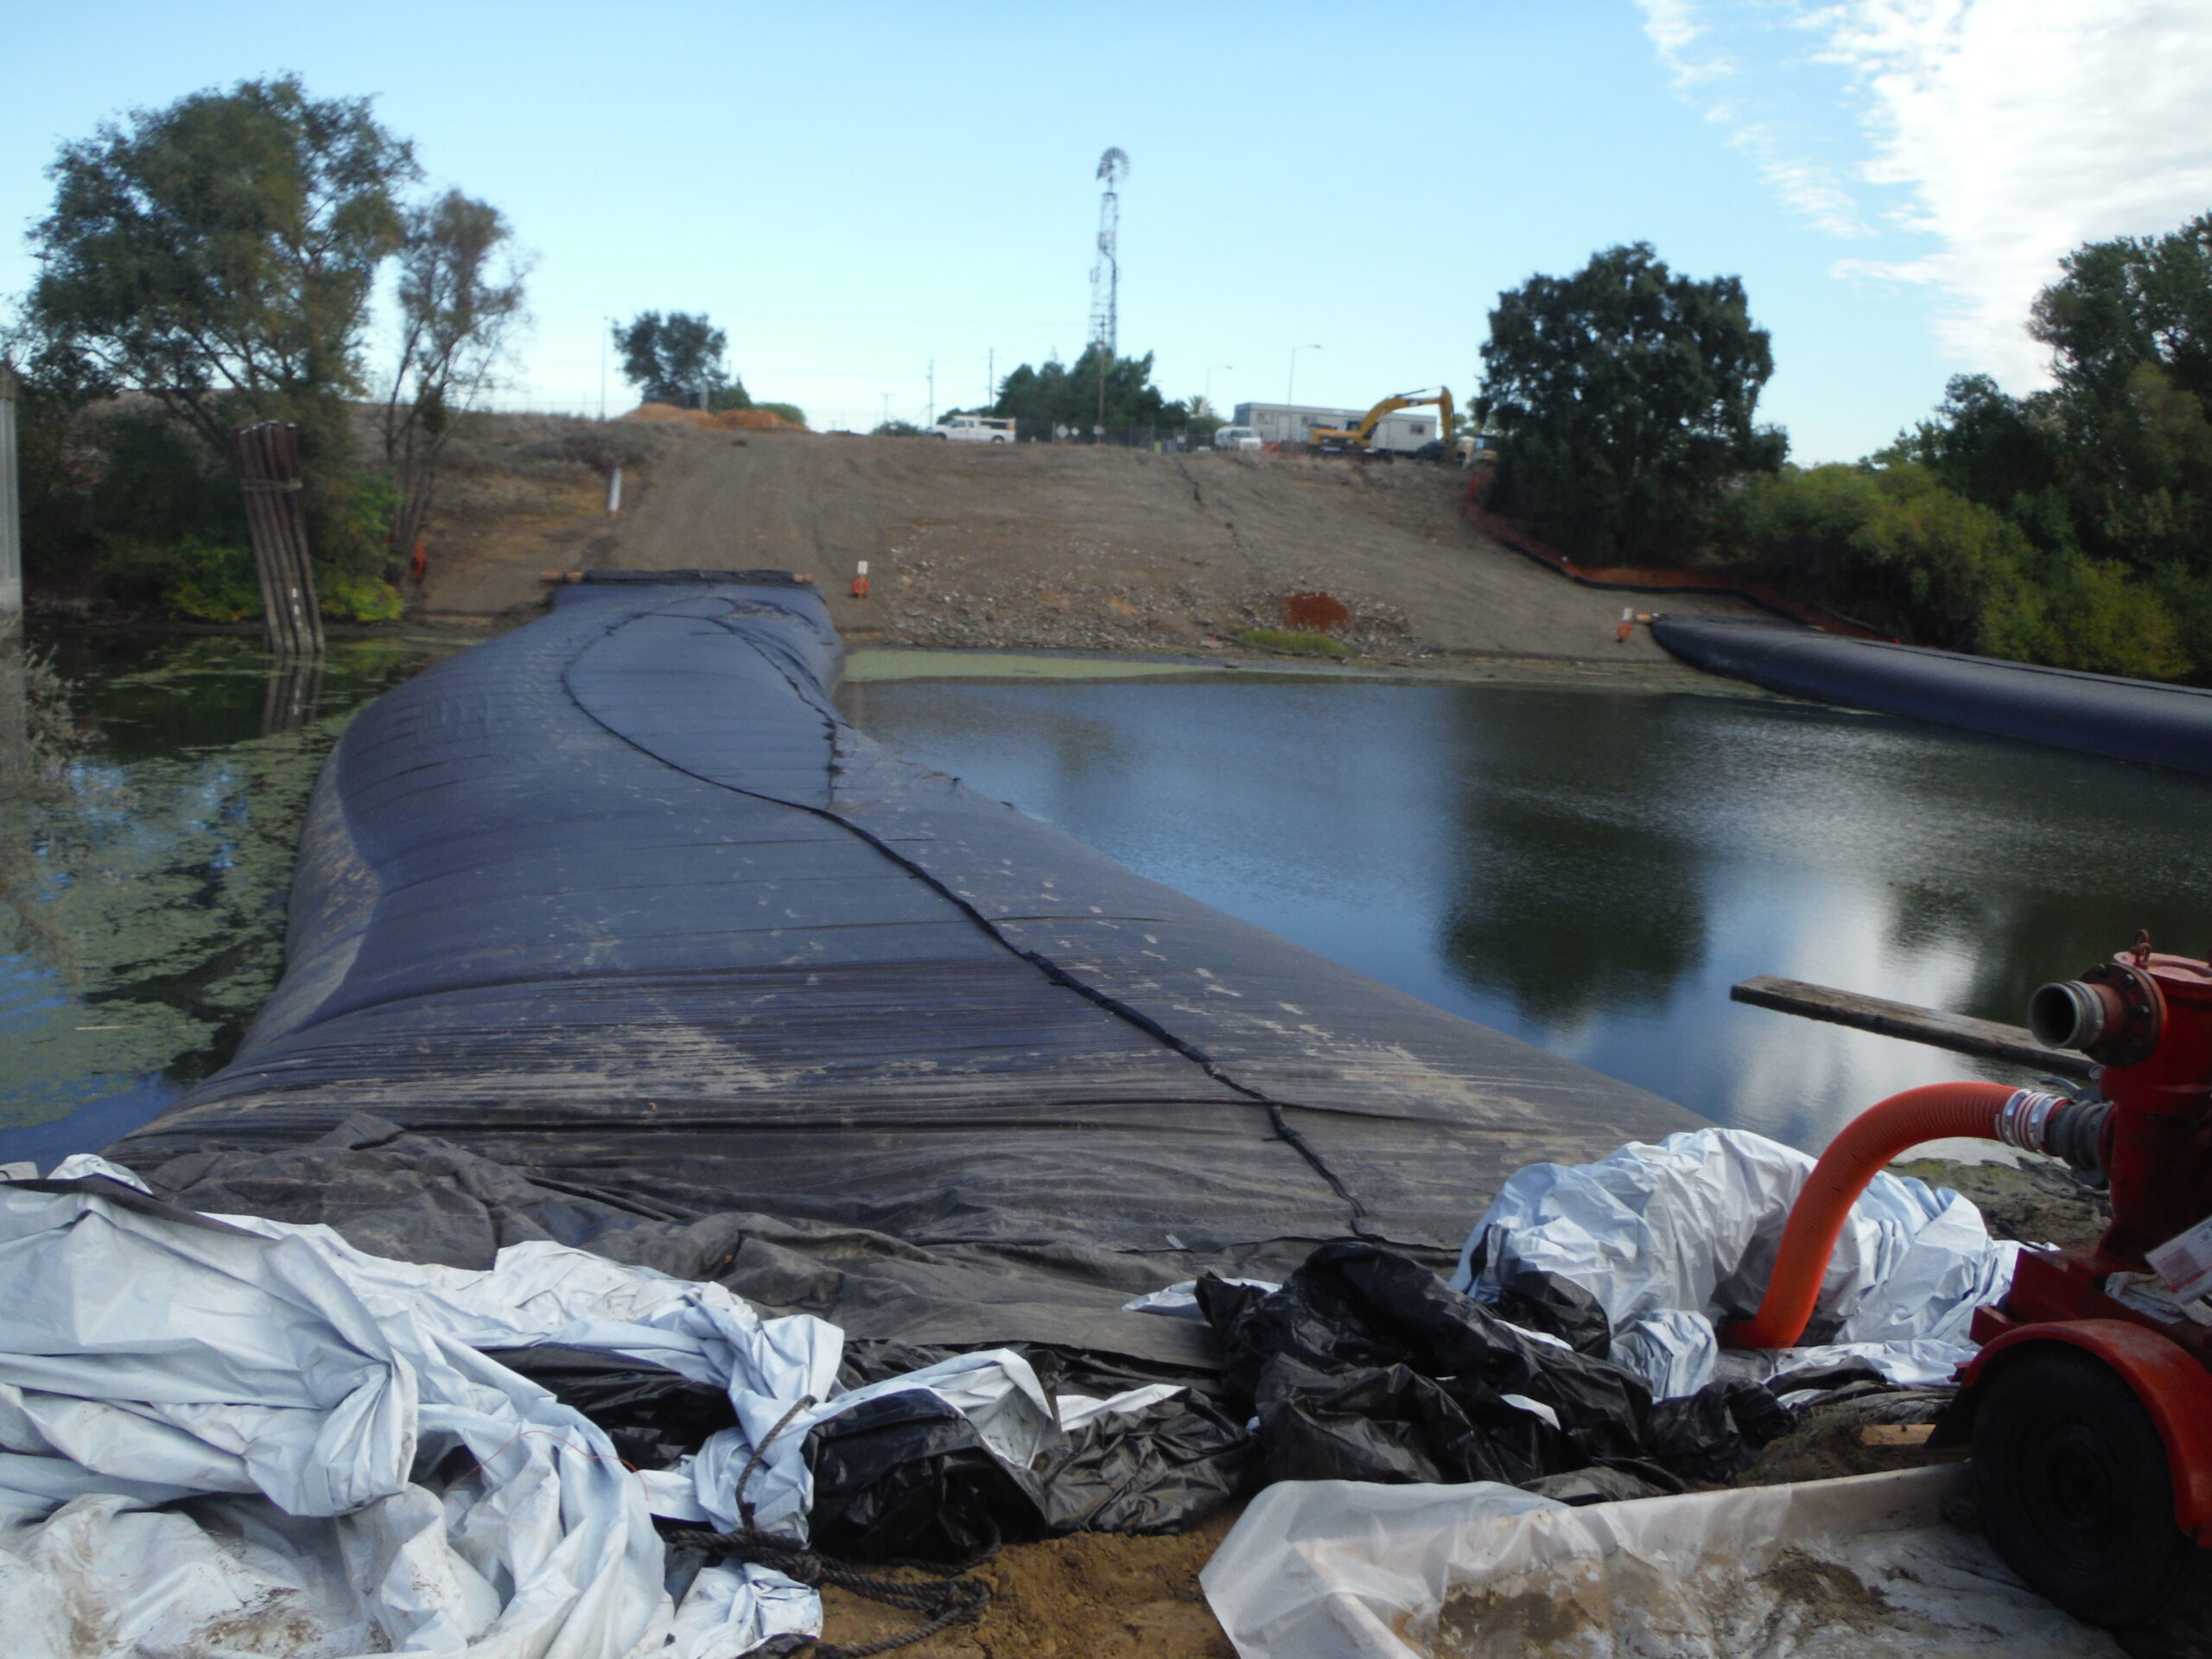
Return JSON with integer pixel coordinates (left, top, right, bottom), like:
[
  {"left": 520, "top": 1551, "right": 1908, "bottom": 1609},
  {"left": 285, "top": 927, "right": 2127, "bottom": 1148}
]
[{"left": 932, "top": 415, "right": 1017, "bottom": 443}]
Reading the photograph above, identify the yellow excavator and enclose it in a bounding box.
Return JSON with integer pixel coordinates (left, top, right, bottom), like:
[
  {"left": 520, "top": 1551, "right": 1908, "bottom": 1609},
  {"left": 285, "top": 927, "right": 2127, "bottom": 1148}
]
[{"left": 1309, "top": 387, "right": 1455, "bottom": 458}]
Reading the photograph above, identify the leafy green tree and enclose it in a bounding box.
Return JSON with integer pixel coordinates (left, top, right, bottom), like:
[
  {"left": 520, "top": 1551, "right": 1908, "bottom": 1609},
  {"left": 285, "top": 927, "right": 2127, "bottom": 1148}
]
[
  {"left": 614, "top": 312, "right": 738, "bottom": 408},
  {"left": 991, "top": 349, "right": 1182, "bottom": 440},
  {"left": 380, "top": 190, "right": 528, "bottom": 577},
  {"left": 1478, "top": 243, "right": 1786, "bottom": 563},
  {"left": 29, "top": 77, "right": 416, "bottom": 579}
]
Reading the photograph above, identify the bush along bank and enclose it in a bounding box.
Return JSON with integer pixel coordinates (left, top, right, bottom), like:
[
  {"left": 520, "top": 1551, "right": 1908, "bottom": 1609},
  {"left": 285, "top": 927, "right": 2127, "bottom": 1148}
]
[
  {"left": 16, "top": 399, "right": 406, "bottom": 626},
  {"left": 1721, "top": 461, "right": 2190, "bottom": 681},
  {"left": 1479, "top": 217, "right": 2212, "bottom": 683}
]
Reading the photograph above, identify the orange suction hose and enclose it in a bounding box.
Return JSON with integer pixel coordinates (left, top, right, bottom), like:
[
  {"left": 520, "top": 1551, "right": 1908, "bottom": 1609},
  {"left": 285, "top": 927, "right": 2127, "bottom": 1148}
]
[{"left": 1726, "top": 1082, "right": 2020, "bottom": 1350}]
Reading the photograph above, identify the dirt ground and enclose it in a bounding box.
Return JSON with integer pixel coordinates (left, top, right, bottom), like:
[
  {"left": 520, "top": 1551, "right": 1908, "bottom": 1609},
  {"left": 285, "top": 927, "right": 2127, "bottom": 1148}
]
[
  {"left": 817, "top": 1506, "right": 1242, "bottom": 1658},
  {"left": 416, "top": 421, "right": 1762, "bottom": 664}
]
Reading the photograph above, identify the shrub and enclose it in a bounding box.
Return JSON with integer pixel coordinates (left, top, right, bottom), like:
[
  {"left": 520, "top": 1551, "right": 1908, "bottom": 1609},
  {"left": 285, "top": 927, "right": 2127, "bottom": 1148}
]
[
  {"left": 320, "top": 574, "right": 404, "bottom": 623},
  {"left": 101, "top": 534, "right": 261, "bottom": 622},
  {"left": 1735, "top": 462, "right": 2191, "bottom": 677},
  {"left": 520, "top": 425, "right": 661, "bottom": 474}
]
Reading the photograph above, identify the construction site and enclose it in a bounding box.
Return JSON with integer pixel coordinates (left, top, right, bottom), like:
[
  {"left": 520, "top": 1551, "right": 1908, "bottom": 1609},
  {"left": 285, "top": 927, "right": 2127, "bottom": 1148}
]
[
  {"left": 412, "top": 412, "right": 1763, "bottom": 662},
  {"left": 9, "top": 48, "right": 2212, "bottom": 1659}
]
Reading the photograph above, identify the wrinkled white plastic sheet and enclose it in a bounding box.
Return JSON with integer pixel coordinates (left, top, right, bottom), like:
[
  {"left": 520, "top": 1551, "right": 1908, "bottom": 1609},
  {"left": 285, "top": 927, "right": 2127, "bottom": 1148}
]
[
  {"left": 1199, "top": 1468, "right": 2120, "bottom": 1659},
  {"left": 0, "top": 1157, "right": 1193, "bottom": 1658},
  {"left": 1454, "top": 1128, "right": 2018, "bottom": 1397},
  {"left": 0, "top": 1159, "right": 842, "bottom": 1657}
]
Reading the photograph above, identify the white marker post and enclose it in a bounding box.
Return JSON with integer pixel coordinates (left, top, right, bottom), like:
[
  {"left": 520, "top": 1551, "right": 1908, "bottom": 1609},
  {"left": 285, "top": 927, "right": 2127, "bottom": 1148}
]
[{"left": 606, "top": 466, "right": 623, "bottom": 515}]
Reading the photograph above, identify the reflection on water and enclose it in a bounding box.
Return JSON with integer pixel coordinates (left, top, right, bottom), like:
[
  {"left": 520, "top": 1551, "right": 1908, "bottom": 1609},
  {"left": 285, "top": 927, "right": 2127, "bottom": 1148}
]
[
  {"left": 840, "top": 677, "right": 2212, "bottom": 1151},
  {"left": 0, "top": 632, "right": 461, "bottom": 1163}
]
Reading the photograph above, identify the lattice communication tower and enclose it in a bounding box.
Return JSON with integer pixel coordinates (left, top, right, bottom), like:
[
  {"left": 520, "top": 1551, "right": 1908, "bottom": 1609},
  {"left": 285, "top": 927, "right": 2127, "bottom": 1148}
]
[{"left": 1087, "top": 148, "right": 1128, "bottom": 359}]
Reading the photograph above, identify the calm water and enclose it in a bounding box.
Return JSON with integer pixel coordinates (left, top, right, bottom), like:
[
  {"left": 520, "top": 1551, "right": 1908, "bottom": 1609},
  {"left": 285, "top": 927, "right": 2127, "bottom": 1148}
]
[
  {"left": 6, "top": 639, "right": 2209, "bottom": 1166},
  {"left": 838, "top": 675, "right": 2212, "bottom": 1152},
  {"left": 0, "top": 632, "right": 462, "bottom": 1166}
]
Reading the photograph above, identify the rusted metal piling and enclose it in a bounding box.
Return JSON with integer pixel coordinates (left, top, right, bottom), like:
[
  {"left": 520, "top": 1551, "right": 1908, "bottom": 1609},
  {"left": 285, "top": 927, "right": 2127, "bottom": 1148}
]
[{"left": 232, "top": 423, "right": 324, "bottom": 656}]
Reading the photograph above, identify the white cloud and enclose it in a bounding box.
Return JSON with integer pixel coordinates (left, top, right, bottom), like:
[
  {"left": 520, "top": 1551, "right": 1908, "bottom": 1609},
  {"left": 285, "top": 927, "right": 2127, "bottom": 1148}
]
[
  {"left": 1815, "top": 0, "right": 2212, "bottom": 387},
  {"left": 1641, "top": 3, "right": 2212, "bottom": 386},
  {"left": 1637, "top": 2, "right": 1868, "bottom": 234},
  {"left": 1727, "top": 124, "right": 1872, "bottom": 238}
]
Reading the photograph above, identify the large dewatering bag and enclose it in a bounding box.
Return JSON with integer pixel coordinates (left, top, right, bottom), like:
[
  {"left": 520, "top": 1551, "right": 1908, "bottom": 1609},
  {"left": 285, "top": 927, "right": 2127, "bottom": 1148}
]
[
  {"left": 1653, "top": 613, "right": 2212, "bottom": 776},
  {"left": 113, "top": 574, "right": 1706, "bottom": 1357}
]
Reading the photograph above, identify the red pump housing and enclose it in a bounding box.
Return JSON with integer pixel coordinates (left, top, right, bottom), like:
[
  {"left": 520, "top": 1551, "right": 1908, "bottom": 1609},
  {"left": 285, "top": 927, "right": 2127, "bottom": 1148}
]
[{"left": 1733, "top": 935, "right": 2212, "bottom": 1626}]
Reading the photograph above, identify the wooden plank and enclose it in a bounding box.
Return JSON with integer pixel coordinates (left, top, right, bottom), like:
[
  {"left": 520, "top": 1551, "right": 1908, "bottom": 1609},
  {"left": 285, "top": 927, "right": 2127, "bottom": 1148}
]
[{"left": 1730, "top": 975, "right": 2093, "bottom": 1077}]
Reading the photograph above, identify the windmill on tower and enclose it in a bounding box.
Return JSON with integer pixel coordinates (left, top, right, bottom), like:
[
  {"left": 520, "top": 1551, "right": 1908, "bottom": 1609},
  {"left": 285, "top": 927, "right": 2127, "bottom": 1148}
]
[{"left": 1088, "top": 148, "right": 1128, "bottom": 360}]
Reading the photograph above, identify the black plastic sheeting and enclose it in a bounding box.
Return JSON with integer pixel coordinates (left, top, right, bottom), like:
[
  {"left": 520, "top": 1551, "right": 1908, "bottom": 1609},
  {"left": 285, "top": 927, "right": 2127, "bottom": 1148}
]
[
  {"left": 1654, "top": 613, "right": 2212, "bottom": 776},
  {"left": 114, "top": 574, "right": 1705, "bottom": 1368},
  {"left": 1198, "top": 1243, "right": 1791, "bottom": 1491}
]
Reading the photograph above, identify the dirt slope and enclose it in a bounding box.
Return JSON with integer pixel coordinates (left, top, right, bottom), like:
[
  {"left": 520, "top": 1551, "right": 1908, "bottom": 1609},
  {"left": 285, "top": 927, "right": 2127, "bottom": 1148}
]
[{"left": 421, "top": 425, "right": 1761, "bottom": 661}]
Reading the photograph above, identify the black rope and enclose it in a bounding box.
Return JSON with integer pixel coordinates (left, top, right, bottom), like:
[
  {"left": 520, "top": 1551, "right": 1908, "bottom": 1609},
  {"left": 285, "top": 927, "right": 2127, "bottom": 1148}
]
[{"left": 560, "top": 606, "right": 1375, "bottom": 1235}]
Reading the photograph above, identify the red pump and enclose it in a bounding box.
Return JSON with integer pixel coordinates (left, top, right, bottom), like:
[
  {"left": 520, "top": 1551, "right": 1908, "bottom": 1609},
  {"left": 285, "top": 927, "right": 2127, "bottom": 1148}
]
[{"left": 1734, "top": 933, "right": 2212, "bottom": 1628}]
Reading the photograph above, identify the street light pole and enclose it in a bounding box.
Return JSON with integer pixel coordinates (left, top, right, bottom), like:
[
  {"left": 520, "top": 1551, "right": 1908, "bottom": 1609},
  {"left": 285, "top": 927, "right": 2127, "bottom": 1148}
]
[
  {"left": 1205, "top": 364, "right": 1233, "bottom": 417},
  {"left": 1287, "top": 343, "right": 1321, "bottom": 406}
]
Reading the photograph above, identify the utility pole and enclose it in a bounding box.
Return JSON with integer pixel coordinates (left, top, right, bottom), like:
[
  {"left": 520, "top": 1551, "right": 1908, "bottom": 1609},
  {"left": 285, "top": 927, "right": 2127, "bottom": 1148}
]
[
  {"left": 1288, "top": 343, "right": 1321, "bottom": 406},
  {"left": 987, "top": 347, "right": 995, "bottom": 410},
  {"left": 599, "top": 319, "right": 611, "bottom": 421},
  {"left": 926, "top": 359, "right": 935, "bottom": 426},
  {"left": 1205, "top": 364, "right": 1233, "bottom": 418},
  {"left": 0, "top": 365, "right": 20, "bottom": 635}
]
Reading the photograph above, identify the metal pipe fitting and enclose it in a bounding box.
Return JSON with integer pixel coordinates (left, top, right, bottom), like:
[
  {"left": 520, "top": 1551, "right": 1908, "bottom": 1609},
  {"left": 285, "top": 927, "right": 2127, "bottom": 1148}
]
[{"left": 2030, "top": 979, "right": 2118, "bottom": 1052}]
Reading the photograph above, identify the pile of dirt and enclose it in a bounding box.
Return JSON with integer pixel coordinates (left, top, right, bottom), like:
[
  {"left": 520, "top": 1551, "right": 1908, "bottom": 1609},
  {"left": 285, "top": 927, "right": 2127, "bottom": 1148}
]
[
  {"left": 816, "top": 1508, "right": 1242, "bottom": 1658},
  {"left": 622, "top": 402, "right": 802, "bottom": 431},
  {"left": 1737, "top": 1389, "right": 1959, "bottom": 1487},
  {"left": 1894, "top": 1155, "right": 2111, "bottom": 1251}
]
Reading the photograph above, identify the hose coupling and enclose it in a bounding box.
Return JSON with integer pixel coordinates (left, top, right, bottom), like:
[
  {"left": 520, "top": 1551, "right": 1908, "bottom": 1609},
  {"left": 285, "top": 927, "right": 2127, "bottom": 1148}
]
[{"left": 1993, "top": 1087, "right": 2109, "bottom": 1176}]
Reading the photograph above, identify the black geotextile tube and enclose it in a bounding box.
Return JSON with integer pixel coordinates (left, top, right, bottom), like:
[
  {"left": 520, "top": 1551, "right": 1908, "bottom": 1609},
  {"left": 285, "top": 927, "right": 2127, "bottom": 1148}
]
[
  {"left": 116, "top": 577, "right": 1709, "bottom": 1369},
  {"left": 1652, "top": 614, "right": 2212, "bottom": 777}
]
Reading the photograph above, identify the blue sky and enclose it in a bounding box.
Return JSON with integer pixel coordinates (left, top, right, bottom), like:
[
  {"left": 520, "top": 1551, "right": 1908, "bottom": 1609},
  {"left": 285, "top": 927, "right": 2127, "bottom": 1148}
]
[{"left": 6, "top": 3, "right": 2209, "bottom": 461}]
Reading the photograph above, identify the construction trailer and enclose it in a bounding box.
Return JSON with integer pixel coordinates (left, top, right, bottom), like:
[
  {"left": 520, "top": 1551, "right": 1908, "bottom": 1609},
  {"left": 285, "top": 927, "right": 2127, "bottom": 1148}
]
[
  {"left": 1233, "top": 400, "right": 1441, "bottom": 454},
  {"left": 1231, "top": 402, "right": 1361, "bottom": 448}
]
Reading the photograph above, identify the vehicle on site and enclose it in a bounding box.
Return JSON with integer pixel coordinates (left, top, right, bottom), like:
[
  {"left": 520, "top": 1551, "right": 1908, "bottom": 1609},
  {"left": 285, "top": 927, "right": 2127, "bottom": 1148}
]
[
  {"left": 1309, "top": 387, "right": 1456, "bottom": 458},
  {"left": 1212, "top": 425, "right": 1263, "bottom": 451},
  {"left": 1730, "top": 930, "right": 2212, "bottom": 1630},
  {"left": 932, "top": 415, "right": 1016, "bottom": 443}
]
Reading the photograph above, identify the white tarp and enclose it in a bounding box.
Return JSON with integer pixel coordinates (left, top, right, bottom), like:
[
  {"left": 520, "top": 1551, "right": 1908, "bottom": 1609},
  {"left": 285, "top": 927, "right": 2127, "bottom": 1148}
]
[
  {"left": 0, "top": 1160, "right": 1192, "bottom": 1658},
  {"left": 1199, "top": 1468, "right": 2120, "bottom": 1659},
  {"left": 1454, "top": 1128, "right": 2018, "bottom": 1397},
  {"left": 0, "top": 1167, "right": 848, "bottom": 1657}
]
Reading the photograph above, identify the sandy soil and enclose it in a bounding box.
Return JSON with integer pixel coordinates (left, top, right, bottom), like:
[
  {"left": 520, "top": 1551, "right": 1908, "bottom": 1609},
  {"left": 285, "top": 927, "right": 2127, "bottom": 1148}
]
[
  {"left": 416, "top": 423, "right": 1763, "bottom": 664},
  {"left": 817, "top": 1507, "right": 1242, "bottom": 1658}
]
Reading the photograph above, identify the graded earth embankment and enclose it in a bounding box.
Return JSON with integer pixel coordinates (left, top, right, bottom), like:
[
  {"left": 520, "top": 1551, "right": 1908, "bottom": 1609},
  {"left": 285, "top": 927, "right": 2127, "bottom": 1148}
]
[{"left": 418, "top": 426, "right": 1763, "bottom": 663}]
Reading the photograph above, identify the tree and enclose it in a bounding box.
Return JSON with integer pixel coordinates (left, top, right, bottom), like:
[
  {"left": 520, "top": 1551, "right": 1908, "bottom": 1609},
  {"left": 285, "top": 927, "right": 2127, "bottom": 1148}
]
[
  {"left": 991, "top": 350, "right": 1181, "bottom": 441},
  {"left": 379, "top": 190, "right": 528, "bottom": 578},
  {"left": 614, "top": 312, "right": 737, "bottom": 408},
  {"left": 1478, "top": 243, "right": 1785, "bottom": 563},
  {"left": 28, "top": 75, "right": 419, "bottom": 580}
]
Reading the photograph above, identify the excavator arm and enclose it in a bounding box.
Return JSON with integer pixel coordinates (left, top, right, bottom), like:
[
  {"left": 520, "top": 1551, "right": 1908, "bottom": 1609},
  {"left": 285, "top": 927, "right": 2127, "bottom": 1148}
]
[{"left": 1313, "top": 388, "right": 1455, "bottom": 454}]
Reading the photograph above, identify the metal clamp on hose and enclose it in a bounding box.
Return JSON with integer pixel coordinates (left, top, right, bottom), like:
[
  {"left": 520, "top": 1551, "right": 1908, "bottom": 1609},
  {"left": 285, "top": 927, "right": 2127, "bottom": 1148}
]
[{"left": 1993, "top": 1086, "right": 2110, "bottom": 1178}]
